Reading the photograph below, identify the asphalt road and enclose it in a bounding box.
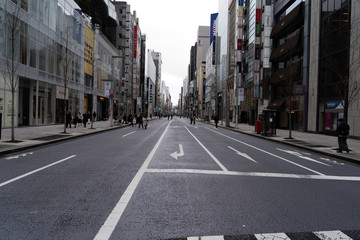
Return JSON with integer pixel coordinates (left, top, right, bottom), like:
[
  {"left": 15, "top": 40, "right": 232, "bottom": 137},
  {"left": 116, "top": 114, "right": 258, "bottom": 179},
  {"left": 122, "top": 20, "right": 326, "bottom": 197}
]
[{"left": 0, "top": 117, "right": 359, "bottom": 240}]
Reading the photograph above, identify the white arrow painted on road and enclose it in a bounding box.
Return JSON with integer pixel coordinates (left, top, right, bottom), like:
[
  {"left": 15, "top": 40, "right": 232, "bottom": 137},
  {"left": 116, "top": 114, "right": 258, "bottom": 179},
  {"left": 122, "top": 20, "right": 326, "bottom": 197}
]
[
  {"left": 228, "top": 146, "right": 258, "bottom": 163},
  {"left": 320, "top": 157, "right": 344, "bottom": 165},
  {"left": 170, "top": 144, "right": 184, "bottom": 160},
  {"left": 277, "top": 148, "right": 331, "bottom": 166},
  {"left": 6, "top": 152, "right": 33, "bottom": 160}
]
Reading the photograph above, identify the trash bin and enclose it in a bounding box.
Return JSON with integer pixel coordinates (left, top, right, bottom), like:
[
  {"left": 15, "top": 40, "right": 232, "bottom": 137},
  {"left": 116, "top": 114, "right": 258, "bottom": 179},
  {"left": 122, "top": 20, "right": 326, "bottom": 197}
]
[{"left": 255, "top": 120, "right": 262, "bottom": 134}]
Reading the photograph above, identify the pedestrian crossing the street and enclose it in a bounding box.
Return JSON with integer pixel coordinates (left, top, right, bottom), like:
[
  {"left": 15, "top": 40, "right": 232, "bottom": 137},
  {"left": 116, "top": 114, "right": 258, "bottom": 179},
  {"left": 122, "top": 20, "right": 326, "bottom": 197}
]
[{"left": 165, "top": 230, "right": 360, "bottom": 240}]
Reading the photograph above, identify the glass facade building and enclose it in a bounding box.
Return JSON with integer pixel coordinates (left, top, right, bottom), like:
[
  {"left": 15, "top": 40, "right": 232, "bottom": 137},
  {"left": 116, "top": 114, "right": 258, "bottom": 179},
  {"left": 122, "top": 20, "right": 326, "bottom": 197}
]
[
  {"left": 0, "top": 0, "right": 84, "bottom": 127},
  {"left": 319, "top": 0, "right": 350, "bottom": 133}
]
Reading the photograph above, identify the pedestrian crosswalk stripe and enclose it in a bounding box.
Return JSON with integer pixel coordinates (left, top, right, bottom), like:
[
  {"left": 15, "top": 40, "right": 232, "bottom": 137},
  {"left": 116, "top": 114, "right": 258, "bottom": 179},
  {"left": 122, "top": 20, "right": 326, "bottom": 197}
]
[
  {"left": 255, "top": 232, "right": 290, "bottom": 240},
  {"left": 314, "top": 230, "right": 353, "bottom": 240},
  {"left": 164, "top": 230, "right": 358, "bottom": 240},
  {"left": 188, "top": 236, "right": 224, "bottom": 240}
]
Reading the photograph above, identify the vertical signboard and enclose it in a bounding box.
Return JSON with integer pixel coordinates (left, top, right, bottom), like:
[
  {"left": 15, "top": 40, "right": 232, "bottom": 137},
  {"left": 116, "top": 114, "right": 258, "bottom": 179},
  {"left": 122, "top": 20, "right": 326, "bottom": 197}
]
[
  {"left": 133, "top": 26, "right": 138, "bottom": 58},
  {"left": 84, "top": 24, "right": 94, "bottom": 77},
  {"left": 210, "top": 13, "right": 218, "bottom": 45},
  {"left": 203, "top": 78, "right": 206, "bottom": 102}
]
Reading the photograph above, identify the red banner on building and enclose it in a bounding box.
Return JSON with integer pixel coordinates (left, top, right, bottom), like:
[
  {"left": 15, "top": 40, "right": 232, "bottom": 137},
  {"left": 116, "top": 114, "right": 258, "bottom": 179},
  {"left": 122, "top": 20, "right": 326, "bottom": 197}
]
[
  {"left": 237, "top": 39, "right": 243, "bottom": 50},
  {"left": 133, "top": 26, "right": 137, "bottom": 58},
  {"left": 256, "top": 9, "right": 261, "bottom": 22}
]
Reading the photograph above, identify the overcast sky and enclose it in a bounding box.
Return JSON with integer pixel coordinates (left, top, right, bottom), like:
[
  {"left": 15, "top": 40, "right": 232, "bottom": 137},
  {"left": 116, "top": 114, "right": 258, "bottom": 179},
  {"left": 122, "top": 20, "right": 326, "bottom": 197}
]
[{"left": 117, "top": 0, "right": 219, "bottom": 105}]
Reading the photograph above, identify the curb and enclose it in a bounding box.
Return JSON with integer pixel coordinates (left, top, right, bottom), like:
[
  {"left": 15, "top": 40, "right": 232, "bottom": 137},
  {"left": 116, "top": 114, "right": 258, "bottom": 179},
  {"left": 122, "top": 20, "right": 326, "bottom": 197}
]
[
  {"left": 0, "top": 124, "right": 127, "bottom": 157},
  {"left": 206, "top": 122, "right": 360, "bottom": 165}
]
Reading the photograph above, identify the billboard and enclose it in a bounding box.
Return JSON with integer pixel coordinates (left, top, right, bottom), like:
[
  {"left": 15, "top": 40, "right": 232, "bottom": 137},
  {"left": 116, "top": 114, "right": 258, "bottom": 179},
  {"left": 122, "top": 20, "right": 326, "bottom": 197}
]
[{"left": 210, "top": 13, "right": 218, "bottom": 45}]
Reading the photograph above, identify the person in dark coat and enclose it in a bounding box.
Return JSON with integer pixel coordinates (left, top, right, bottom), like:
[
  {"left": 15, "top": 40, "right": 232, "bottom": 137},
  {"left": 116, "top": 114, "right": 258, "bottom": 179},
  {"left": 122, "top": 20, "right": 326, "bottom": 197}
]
[
  {"left": 336, "top": 118, "right": 350, "bottom": 153},
  {"left": 93, "top": 111, "right": 97, "bottom": 122},
  {"left": 83, "top": 112, "right": 88, "bottom": 128},
  {"left": 66, "top": 110, "right": 72, "bottom": 128},
  {"left": 138, "top": 113, "right": 144, "bottom": 129},
  {"left": 214, "top": 114, "right": 219, "bottom": 128},
  {"left": 128, "top": 114, "right": 134, "bottom": 127}
]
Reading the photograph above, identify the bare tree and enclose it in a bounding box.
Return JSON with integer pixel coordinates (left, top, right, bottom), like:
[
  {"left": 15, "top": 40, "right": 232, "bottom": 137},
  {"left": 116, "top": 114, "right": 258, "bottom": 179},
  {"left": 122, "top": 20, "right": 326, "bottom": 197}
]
[
  {"left": 1, "top": 2, "right": 20, "bottom": 142},
  {"left": 61, "top": 30, "right": 73, "bottom": 133},
  {"left": 327, "top": 25, "right": 360, "bottom": 124}
]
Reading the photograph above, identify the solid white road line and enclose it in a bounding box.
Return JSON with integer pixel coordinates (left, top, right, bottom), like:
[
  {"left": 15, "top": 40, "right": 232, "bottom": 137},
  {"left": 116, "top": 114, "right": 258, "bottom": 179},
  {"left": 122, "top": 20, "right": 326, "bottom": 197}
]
[
  {"left": 185, "top": 126, "right": 228, "bottom": 172},
  {"left": 314, "top": 230, "right": 353, "bottom": 240},
  {"left": 146, "top": 168, "right": 360, "bottom": 181},
  {"left": 94, "top": 121, "right": 172, "bottom": 240},
  {"left": 0, "top": 155, "right": 77, "bottom": 188},
  {"left": 255, "top": 232, "right": 290, "bottom": 240},
  {"left": 205, "top": 127, "right": 324, "bottom": 175},
  {"left": 122, "top": 131, "right": 136, "bottom": 137}
]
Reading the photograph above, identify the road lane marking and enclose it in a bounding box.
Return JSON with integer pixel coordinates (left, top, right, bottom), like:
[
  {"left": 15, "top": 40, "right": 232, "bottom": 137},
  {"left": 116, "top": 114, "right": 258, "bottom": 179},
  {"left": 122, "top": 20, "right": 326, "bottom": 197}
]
[
  {"left": 185, "top": 126, "right": 228, "bottom": 172},
  {"left": 146, "top": 169, "right": 360, "bottom": 181},
  {"left": 170, "top": 144, "right": 184, "bottom": 160},
  {"left": 5, "top": 152, "right": 34, "bottom": 160},
  {"left": 205, "top": 127, "right": 324, "bottom": 175},
  {"left": 122, "top": 131, "right": 136, "bottom": 137},
  {"left": 228, "top": 146, "right": 258, "bottom": 163},
  {"left": 320, "top": 157, "right": 345, "bottom": 165},
  {"left": 277, "top": 148, "right": 331, "bottom": 166},
  {"left": 314, "top": 230, "right": 353, "bottom": 240},
  {"left": 0, "top": 155, "right": 76, "bottom": 188},
  {"left": 94, "top": 121, "right": 172, "bottom": 240}
]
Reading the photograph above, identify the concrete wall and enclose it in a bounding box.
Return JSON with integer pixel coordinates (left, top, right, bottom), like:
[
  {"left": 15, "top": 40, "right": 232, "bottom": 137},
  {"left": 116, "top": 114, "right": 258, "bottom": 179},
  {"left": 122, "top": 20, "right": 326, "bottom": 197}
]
[
  {"left": 348, "top": 0, "right": 360, "bottom": 137},
  {"left": 307, "top": 1, "right": 321, "bottom": 132}
]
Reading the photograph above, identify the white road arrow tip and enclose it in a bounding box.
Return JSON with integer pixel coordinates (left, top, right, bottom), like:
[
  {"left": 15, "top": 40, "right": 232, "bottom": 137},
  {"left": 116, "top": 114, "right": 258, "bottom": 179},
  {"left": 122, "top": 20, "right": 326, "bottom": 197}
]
[
  {"left": 228, "top": 146, "right": 258, "bottom": 163},
  {"left": 171, "top": 144, "right": 184, "bottom": 160}
]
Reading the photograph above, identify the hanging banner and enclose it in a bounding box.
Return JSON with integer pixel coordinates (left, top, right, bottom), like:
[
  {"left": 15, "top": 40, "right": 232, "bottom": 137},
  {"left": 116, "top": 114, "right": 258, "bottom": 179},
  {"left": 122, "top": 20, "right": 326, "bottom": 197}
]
[
  {"left": 105, "top": 82, "right": 111, "bottom": 96},
  {"left": 256, "top": 9, "right": 261, "bottom": 22},
  {"left": 238, "top": 88, "right": 244, "bottom": 102},
  {"left": 133, "top": 26, "right": 138, "bottom": 58}
]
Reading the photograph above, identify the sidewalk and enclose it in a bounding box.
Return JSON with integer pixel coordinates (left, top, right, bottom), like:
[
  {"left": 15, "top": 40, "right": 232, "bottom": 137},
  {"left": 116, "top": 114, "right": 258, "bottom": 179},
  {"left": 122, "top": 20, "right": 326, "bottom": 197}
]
[
  {"left": 0, "top": 120, "right": 127, "bottom": 156},
  {"left": 211, "top": 120, "right": 360, "bottom": 164},
  {"left": 0, "top": 119, "right": 359, "bottom": 164}
]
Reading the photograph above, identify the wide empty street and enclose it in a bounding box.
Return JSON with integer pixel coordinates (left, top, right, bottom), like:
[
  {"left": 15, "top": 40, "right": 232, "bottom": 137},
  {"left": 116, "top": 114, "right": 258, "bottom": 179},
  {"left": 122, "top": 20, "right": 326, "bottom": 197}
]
[{"left": 0, "top": 117, "right": 359, "bottom": 240}]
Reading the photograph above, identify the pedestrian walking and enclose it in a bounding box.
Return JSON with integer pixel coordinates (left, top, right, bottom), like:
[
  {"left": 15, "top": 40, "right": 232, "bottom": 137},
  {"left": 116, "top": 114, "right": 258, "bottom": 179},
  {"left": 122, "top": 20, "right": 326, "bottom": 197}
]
[
  {"left": 66, "top": 110, "right": 72, "bottom": 128},
  {"left": 336, "top": 118, "right": 350, "bottom": 153},
  {"left": 128, "top": 114, "right": 134, "bottom": 127},
  {"left": 93, "top": 111, "right": 97, "bottom": 122},
  {"left": 138, "top": 113, "right": 144, "bottom": 129},
  {"left": 77, "top": 112, "right": 82, "bottom": 127},
  {"left": 145, "top": 118, "right": 149, "bottom": 129},
  {"left": 214, "top": 114, "right": 219, "bottom": 128},
  {"left": 82, "top": 112, "right": 88, "bottom": 128},
  {"left": 73, "top": 114, "right": 78, "bottom": 128}
]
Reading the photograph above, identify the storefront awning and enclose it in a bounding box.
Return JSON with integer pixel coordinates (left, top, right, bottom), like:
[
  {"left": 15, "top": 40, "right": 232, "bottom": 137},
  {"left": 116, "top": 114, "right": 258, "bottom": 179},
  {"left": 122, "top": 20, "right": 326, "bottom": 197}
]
[
  {"left": 267, "top": 98, "right": 285, "bottom": 109},
  {"left": 270, "top": 33, "right": 302, "bottom": 62},
  {"left": 270, "top": 2, "right": 304, "bottom": 39}
]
